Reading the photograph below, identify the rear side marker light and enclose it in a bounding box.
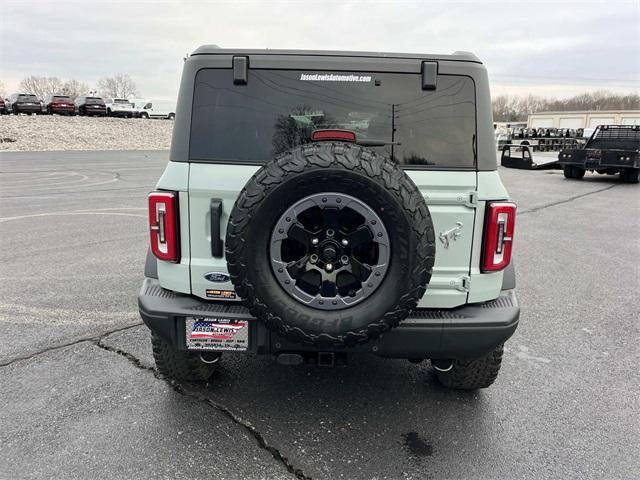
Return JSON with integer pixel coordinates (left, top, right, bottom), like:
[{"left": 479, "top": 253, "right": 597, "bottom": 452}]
[
  {"left": 311, "top": 129, "right": 356, "bottom": 143},
  {"left": 481, "top": 201, "right": 516, "bottom": 272},
  {"left": 149, "top": 191, "right": 180, "bottom": 262}
]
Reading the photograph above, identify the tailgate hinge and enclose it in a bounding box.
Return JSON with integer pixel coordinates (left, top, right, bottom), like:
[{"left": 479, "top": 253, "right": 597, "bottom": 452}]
[
  {"left": 465, "top": 191, "right": 478, "bottom": 208},
  {"left": 456, "top": 275, "right": 471, "bottom": 292}
]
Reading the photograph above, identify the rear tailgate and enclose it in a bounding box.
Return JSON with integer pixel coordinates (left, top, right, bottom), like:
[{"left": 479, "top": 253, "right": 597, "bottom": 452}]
[{"left": 188, "top": 166, "right": 476, "bottom": 308}]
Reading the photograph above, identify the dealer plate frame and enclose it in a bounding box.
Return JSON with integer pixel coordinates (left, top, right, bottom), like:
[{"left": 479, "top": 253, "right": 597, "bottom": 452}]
[{"left": 185, "top": 316, "right": 249, "bottom": 351}]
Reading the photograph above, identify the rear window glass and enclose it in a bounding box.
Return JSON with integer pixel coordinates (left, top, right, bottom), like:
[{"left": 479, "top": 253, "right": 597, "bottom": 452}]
[
  {"left": 190, "top": 69, "right": 476, "bottom": 168},
  {"left": 18, "top": 95, "right": 38, "bottom": 101},
  {"left": 53, "top": 96, "right": 72, "bottom": 101},
  {"left": 86, "top": 97, "right": 103, "bottom": 104}
]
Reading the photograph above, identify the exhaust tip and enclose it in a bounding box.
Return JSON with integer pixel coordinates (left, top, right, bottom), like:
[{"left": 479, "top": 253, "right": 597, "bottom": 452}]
[
  {"left": 432, "top": 360, "right": 453, "bottom": 372},
  {"left": 200, "top": 352, "right": 221, "bottom": 364}
]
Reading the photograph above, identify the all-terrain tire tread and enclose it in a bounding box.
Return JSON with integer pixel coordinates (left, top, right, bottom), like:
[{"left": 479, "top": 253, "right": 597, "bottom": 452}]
[
  {"left": 620, "top": 168, "right": 640, "bottom": 183},
  {"left": 151, "top": 333, "right": 216, "bottom": 382},
  {"left": 434, "top": 345, "right": 504, "bottom": 390},
  {"left": 563, "top": 165, "right": 585, "bottom": 180}
]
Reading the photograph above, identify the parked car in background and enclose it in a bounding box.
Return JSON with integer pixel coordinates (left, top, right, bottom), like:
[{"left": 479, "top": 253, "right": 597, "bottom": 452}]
[
  {"left": 43, "top": 95, "right": 75, "bottom": 115},
  {"left": 6, "top": 93, "right": 42, "bottom": 115},
  {"left": 0, "top": 97, "right": 6, "bottom": 114},
  {"left": 105, "top": 98, "right": 135, "bottom": 118},
  {"left": 74, "top": 96, "right": 107, "bottom": 116},
  {"left": 134, "top": 99, "right": 176, "bottom": 119}
]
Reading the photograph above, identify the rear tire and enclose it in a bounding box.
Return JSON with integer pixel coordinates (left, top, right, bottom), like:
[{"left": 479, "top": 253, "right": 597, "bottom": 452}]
[
  {"left": 620, "top": 168, "right": 639, "bottom": 184},
  {"left": 433, "top": 345, "right": 504, "bottom": 390},
  {"left": 140, "top": 112, "right": 149, "bottom": 119},
  {"left": 168, "top": 112, "right": 175, "bottom": 120},
  {"left": 563, "top": 165, "right": 585, "bottom": 179},
  {"left": 151, "top": 333, "right": 219, "bottom": 382}
]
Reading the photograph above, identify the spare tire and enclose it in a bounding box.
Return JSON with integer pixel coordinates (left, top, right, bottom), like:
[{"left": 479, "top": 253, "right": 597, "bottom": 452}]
[{"left": 226, "top": 142, "right": 435, "bottom": 348}]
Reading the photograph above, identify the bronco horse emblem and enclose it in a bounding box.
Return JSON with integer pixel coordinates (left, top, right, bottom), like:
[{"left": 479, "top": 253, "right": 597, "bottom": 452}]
[{"left": 439, "top": 222, "right": 463, "bottom": 249}]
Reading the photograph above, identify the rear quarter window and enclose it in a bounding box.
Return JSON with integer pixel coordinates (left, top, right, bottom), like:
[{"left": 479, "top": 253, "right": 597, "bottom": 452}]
[{"left": 190, "top": 69, "right": 476, "bottom": 169}]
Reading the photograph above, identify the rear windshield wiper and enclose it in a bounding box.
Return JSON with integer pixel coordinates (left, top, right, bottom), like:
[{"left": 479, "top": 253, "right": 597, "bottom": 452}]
[{"left": 356, "top": 139, "right": 401, "bottom": 147}]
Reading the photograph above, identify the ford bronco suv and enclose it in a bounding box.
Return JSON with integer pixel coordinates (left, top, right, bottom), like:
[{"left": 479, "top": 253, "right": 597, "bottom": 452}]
[{"left": 139, "top": 47, "right": 519, "bottom": 390}]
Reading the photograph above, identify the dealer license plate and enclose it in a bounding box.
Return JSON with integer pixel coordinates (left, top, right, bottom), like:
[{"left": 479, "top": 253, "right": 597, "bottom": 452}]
[{"left": 185, "top": 317, "right": 249, "bottom": 351}]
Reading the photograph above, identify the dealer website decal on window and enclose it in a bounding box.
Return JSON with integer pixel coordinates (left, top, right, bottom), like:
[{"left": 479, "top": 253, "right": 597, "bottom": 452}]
[{"left": 300, "top": 73, "right": 372, "bottom": 82}]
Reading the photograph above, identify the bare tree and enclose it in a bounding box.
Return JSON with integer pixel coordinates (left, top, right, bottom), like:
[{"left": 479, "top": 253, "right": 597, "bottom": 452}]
[
  {"left": 18, "top": 76, "right": 64, "bottom": 98},
  {"left": 492, "top": 91, "right": 640, "bottom": 122},
  {"left": 0, "top": 80, "right": 5, "bottom": 98},
  {"left": 492, "top": 95, "right": 519, "bottom": 122},
  {"left": 98, "top": 74, "right": 138, "bottom": 98},
  {"left": 61, "top": 79, "right": 90, "bottom": 97}
]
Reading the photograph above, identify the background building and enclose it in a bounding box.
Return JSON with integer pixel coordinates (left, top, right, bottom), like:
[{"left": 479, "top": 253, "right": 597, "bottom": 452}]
[{"left": 527, "top": 110, "right": 640, "bottom": 128}]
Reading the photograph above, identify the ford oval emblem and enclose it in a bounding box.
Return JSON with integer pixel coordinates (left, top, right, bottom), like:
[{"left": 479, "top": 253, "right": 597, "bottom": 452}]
[{"left": 204, "top": 272, "right": 230, "bottom": 283}]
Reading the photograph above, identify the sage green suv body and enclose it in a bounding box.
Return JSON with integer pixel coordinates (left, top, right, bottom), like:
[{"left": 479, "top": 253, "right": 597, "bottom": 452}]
[{"left": 140, "top": 47, "right": 519, "bottom": 389}]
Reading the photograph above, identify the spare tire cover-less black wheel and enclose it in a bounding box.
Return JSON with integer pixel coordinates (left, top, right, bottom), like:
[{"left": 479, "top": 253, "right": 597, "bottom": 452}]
[{"left": 225, "top": 142, "right": 435, "bottom": 348}]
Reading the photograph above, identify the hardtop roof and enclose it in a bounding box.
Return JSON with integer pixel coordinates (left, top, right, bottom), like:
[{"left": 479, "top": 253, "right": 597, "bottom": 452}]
[{"left": 191, "top": 46, "right": 482, "bottom": 64}]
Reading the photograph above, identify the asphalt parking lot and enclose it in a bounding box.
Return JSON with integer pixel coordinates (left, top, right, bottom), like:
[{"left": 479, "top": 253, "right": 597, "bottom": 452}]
[{"left": 1, "top": 150, "right": 638, "bottom": 479}]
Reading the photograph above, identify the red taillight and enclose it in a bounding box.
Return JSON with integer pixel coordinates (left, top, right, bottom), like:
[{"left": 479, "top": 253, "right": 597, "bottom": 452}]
[
  {"left": 481, "top": 201, "right": 516, "bottom": 272},
  {"left": 148, "top": 191, "right": 180, "bottom": 262},
  {"left": 311, "top": 129, "right": 356, "bottom": 143}
]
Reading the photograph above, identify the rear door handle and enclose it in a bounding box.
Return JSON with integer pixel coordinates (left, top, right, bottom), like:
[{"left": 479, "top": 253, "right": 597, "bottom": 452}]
[{"left": 210, "top": 199, "right": 224, "bottom": 257}]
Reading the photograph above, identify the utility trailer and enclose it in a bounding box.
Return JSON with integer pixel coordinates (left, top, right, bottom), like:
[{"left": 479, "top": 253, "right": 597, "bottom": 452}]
[
  {"left": 500, "top": 144, "right": 560, "bottom": 170},
  {"left": 558, "top": 125, "right": 640, "bottom": 183},
  {"left": 497, "top": 127, "right": 585, "bottom": 152}
]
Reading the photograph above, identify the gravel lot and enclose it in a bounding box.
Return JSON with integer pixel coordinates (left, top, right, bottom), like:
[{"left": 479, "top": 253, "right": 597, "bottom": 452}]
[
  {"left": 0, "top": 151, "right": 638, "bottom": 479},
  {"left": 0, "top": 115, "right": 173, "bottom": 151}
]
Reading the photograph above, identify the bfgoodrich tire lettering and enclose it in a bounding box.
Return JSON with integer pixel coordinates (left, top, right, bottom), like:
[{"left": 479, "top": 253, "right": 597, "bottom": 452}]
[{"left": 225, "top": 142, "right": 435, "bottom": 348}]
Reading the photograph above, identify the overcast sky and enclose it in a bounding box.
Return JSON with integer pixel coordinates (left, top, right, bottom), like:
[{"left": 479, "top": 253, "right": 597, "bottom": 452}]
[{"left": 1, "top": 0, "right": 638, "bottom": 99}]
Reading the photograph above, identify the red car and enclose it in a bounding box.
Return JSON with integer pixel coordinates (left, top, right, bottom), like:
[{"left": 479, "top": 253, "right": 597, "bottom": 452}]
[
  {"left": 44, "top": 95, "right": 75, "bottom": 115},
  {"left": 0, "top": 98, "right": 6, "bottom": 114}
]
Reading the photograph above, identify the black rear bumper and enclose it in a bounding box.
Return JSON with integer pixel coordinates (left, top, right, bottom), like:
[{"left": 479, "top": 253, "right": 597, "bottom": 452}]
[
  {"left": 84, "top": 106, "right": 107, "bottom": 114},
  {"left": 49, "top": 105, "right": 75, "bottom": 114},
  {"left": 558, "top": 149, "right": 639, "bottom": 170},
  {"left": 109, "top": 110, "right": 134, "bottom": 117},
  {"left": 14, "top": 104, "right": 42, "bottom": 113},
  {"left": 138, "top": 278, "right": 519, "bottom": 359}
]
